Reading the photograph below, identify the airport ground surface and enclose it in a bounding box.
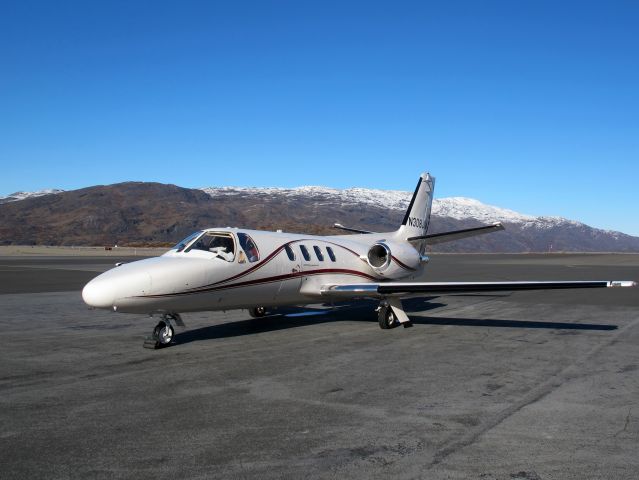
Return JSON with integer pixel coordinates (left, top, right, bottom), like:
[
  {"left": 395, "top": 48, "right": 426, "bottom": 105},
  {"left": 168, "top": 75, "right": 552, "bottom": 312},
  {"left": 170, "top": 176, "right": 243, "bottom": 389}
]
[{"left": 1, "top": 253, "right": 638, "bottom": 479}]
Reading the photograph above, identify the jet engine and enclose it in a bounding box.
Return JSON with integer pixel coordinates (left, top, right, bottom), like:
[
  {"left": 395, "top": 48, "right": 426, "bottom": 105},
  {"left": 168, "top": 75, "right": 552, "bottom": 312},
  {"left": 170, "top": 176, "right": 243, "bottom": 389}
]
[{"left": 365, "top": 241, "right": 422, "bottom": 279}]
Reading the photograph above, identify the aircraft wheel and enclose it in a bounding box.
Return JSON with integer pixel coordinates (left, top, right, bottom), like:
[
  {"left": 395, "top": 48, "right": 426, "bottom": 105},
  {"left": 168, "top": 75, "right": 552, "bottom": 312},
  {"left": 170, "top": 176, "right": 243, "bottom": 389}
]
[
  {"left": 154, "top": 321, "right": 174, "bottom": 346},
  {"left": 378, "top": 306, "right": 397, "bottom": 329},
  {"left": 249, "top": 306, "right": 267, "bottom": 318}
]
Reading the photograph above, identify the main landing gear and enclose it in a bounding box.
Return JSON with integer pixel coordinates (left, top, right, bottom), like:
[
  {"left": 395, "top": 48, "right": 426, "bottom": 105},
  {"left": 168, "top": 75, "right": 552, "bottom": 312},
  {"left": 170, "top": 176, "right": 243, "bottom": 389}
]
[
  {"left": 377, "top": 299, "right": 413, "bottom": 330},
  {"left": 248, "top": 306, "right": 267, "bottom": 318},
  {"left": 143, "top": 313, "right": 183, "bottom": 349},
  {"left": 377, "top": 303, "right": 398, "bottom": 329}
]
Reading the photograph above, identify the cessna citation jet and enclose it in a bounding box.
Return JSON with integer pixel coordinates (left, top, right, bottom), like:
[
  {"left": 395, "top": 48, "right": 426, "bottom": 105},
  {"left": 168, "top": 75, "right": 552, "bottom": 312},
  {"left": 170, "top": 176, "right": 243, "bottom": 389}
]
[{"left": 82, "top": 172, "right": 636, "bottom": 348}]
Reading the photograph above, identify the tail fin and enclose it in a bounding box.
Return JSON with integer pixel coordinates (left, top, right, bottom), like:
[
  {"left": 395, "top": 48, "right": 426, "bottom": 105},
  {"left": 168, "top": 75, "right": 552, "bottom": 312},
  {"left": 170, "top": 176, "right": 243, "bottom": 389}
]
[{"left": 395, "top": 172, "right": 435, "bottom": 241}]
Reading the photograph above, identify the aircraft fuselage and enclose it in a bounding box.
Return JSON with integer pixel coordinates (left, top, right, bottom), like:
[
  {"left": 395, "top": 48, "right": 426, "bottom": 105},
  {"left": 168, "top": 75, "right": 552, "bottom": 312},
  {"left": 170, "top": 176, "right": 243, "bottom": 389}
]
[{"left": 82, "top": 228, "right": 424, "bottom": 315}]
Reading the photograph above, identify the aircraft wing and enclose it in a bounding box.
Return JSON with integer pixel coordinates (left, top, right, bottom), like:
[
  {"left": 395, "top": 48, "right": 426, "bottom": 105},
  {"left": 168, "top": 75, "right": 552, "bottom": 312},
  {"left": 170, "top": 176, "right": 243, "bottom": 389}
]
[
  {"left": 320, "top": 280, "right": 636, "bottom": 297},
  {"left": 408, "top": 223, "right": 505, "bottom": 244}
]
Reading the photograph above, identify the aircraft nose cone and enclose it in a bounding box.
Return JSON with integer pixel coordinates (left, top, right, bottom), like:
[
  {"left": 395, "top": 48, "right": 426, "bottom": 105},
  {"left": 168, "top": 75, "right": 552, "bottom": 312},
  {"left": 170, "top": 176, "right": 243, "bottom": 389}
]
[
  {"left": 82, "top": 263, "right": 153, "bottom": 310},
  {"left": 82, "top": 276, "right": 116, "bottom": 309}
]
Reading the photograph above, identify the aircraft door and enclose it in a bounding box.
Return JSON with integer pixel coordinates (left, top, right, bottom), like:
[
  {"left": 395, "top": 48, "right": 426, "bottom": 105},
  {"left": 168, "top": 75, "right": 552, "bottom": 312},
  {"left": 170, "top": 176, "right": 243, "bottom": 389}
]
[{"left": 276, "top": 244, "right": 302, "bottom": 300}]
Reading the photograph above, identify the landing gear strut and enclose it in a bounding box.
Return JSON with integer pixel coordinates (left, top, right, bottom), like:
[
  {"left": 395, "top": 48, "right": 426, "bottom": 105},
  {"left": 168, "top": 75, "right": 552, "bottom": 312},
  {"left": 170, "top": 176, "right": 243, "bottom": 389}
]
[{"left": 143, "top": 313, "right": 182, "bottom": 349}]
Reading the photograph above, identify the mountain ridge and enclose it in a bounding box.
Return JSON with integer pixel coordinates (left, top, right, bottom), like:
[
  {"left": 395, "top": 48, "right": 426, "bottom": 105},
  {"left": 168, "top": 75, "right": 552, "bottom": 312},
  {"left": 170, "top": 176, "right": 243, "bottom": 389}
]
[
  {"left": 198, "top": 186, "right": 611, "bottom": 233},
  {"left": 0, "top": 182, "right": 637, "bottom": 252},
  {"left": 1, "top": 184, "right": 620, "bottom": 233}
]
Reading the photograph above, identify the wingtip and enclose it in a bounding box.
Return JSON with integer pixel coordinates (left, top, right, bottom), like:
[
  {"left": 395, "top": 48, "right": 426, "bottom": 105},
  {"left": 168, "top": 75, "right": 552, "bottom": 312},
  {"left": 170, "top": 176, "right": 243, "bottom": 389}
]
[{"left": 608, "top": 281, "right": 637, "bottom": 288}]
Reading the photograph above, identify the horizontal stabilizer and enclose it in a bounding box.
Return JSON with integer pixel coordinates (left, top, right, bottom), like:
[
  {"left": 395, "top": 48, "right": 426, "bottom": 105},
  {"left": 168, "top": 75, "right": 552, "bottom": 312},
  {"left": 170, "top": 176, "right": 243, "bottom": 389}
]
[
  {"left": 333, "top": 223, "right": 376, "bottom": 234},
  {"left": 408, "top": 222, "right": 504, "bottom": 244},
  {"left": 320, "top": 280, "right": 636, "bottom": 297}
]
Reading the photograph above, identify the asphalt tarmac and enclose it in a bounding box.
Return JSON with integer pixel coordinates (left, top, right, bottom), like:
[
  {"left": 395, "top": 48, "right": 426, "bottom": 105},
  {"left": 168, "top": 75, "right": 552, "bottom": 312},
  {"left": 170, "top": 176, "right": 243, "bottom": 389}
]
[{"left": 1, "top": 253, "right": 638, "bottom": 479}]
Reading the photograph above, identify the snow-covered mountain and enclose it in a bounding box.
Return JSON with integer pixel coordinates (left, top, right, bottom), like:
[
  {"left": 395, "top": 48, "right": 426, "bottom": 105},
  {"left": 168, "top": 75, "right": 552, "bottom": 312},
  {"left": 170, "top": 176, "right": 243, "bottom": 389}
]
[
  {"left": 433, "top": 197, "right": 586, "bottom": 231},
  {"left": 0, "top": 184, "right": 607, "bottom": 232},
  {"left": 199, "top": 186, "right": 580, "bottom": 229},
  {"left": 197, "top": 185, "right": 637, "bottom": 251},
  {"left": 200, "top": 186, "right": 412, "bottom": 211},
  {"left": 1, "top": 182, "right": 636, "bottom": 251},
  {"left": 0, "top": 189, "right": 64, "bottom": 204}
]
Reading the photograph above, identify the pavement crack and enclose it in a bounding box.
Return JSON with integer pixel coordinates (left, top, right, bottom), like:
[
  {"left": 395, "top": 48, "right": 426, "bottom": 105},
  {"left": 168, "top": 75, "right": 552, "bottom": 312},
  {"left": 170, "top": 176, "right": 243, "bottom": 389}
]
[
  {"left": 428, "top": 315, "right": 639, "bottom": 468},
  {"left": 430, "top": 378, "right": 560, "bottom": 466},
  {"left": 613, "top": 407, "right": 632, "bottom": 437}
]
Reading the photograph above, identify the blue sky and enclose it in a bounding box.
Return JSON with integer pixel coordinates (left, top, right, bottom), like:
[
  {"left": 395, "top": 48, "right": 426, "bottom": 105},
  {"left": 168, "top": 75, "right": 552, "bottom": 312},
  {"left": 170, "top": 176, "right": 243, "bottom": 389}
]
[{"left": 1, "top": 1, "right": 638, "bottom": 234}]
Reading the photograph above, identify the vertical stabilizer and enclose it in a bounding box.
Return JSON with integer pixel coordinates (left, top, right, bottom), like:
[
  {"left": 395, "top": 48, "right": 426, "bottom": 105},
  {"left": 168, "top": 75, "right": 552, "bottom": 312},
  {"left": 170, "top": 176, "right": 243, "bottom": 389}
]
[{"left": 395, "top": 172, "right": 435, "bottom": 243}]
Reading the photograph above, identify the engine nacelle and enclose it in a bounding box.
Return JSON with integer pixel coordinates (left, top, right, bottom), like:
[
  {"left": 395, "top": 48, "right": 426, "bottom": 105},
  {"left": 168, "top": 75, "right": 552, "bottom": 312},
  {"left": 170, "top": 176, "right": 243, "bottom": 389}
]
[{"left": 366, "top": 241, "right": 422, "bottom": 278}]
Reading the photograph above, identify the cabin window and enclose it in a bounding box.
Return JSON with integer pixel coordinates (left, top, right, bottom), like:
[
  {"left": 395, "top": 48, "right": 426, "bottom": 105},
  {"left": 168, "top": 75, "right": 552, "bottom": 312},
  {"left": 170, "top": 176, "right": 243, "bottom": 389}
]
[
  {"left": 284, "top": 244, "right": 296, "bottom": 261},
  {"left": 238, "top": 232, "right": 260, "bottom": 263},
  {"left": 173, "top": 231, "right": 203, "bottom": 252},
  {"left": 299, "top": 245, "right": 311, "bottom": 261},
  {"left": 186, "top": 232, "right": 235, "bottom": 261},
  {"left": 313, "top": 245, "right": 324, "bottom": 261},
  {"left": 326, "top": 246, "right": 336, "bottom": 262}
]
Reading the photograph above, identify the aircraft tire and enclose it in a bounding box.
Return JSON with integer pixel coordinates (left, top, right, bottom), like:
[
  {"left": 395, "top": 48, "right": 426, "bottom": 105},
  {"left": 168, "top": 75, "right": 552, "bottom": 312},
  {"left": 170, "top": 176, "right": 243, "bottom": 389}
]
[
  {"left": 378, "top": 306, "right": 397, "bottom": 329},
  {"left": 249, "top": 307, "right": 266, "bottom": 318},
  {"left": 154, "top": 321, "right": 174, "bottom": 346}
]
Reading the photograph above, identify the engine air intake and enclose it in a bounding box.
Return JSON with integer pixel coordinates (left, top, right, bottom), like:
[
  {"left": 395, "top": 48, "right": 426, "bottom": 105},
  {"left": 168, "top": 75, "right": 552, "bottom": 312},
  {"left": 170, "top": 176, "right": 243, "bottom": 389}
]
[{"left": 367, "top": 243, "right": 391, "bottom": 270}]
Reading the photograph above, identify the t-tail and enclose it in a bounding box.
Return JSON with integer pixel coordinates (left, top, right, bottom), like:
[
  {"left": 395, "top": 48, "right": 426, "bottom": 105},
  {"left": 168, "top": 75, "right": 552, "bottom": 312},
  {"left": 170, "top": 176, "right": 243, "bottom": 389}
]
[
  {"left": 394, "top": 172, "right": 435, "bottom": 246},
  {"left": 394, "top": 171, "right": 505, "bottom": 249}
]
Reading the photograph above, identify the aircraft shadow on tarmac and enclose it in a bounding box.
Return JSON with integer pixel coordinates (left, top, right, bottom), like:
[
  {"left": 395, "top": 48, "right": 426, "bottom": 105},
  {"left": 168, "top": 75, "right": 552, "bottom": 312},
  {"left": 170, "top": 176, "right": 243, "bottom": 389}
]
[{"left": 173, "top": 297, "right": 617, "bottom": 345}]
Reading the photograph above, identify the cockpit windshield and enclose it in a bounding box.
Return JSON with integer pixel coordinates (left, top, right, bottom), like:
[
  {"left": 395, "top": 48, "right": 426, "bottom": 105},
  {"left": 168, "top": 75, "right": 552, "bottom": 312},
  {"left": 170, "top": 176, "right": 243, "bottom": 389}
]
[
  {"left": 185, "top": 232, "right": 236, "bottom": 261},
  {"left": 172, "top": 231, "right": 203, "bottom": 253}
]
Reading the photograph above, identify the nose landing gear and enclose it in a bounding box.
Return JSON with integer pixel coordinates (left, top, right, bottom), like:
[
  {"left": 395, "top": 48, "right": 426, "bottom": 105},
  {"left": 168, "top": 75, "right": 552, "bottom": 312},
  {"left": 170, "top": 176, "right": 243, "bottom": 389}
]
[
  {"left": 143, "top": 313, "right": 183, "bottom": 349},
  {"left": 154, "top": 321, "right": 174, "bottom": 344}
]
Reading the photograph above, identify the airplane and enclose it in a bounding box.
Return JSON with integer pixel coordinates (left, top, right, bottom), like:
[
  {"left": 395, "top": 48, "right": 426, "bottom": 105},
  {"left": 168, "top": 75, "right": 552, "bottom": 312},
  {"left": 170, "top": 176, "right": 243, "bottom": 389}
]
[{"left": 82, "top": 172, "right": 636, "bottom": 348}]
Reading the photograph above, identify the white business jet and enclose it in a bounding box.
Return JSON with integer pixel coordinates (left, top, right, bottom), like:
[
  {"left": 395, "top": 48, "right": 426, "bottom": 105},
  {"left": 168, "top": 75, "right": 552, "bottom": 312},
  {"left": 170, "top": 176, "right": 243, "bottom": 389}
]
[{"left": 82, "top": 172, "right": 636, "bottom": 348}]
